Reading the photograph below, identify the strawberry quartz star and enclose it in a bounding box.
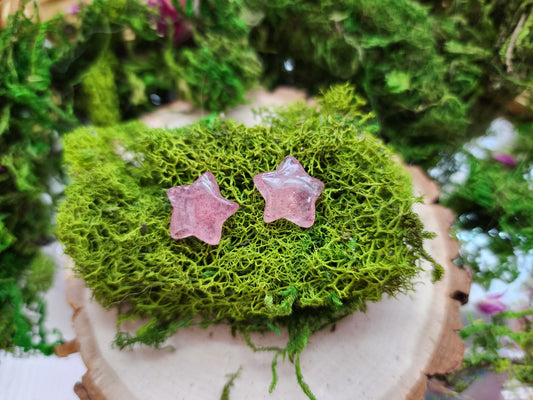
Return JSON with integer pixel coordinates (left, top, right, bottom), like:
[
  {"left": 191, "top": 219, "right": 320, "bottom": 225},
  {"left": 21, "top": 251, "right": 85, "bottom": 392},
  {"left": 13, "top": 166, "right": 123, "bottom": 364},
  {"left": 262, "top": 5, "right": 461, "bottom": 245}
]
[
  {"left": 253, "top": 156, "right": 324, "bottom": 228},
  {"left": 167, "top": 172, "right": 239, "bottom": 245}
]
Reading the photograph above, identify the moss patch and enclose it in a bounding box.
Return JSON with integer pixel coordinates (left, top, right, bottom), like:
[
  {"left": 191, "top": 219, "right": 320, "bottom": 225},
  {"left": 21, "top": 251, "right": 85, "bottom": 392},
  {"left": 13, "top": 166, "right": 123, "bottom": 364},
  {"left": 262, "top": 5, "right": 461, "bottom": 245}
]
[
  {"left": 57, "top": 84, "right": 439, "bottom": 360},
  {"left": 0, "top": 7, "right": 75, "bottom": 354},
  {"left": 81, "top": 50, "right": 121, "bottom": 127}
]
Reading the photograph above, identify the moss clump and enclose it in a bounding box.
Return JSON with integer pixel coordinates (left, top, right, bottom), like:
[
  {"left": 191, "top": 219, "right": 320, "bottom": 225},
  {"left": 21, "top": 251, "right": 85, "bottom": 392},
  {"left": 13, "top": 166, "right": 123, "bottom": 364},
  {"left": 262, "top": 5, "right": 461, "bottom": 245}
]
[
  {"left": 58, "top": 85, "right": 439, "bottom": 394},
  {"left": 427, "top": 0, "right": 533, "bottom": 99},
  {"left": 242, "top": 0, "right": 533, "bottom": 165},
  {"left": 0, "top": 7, "right": 74, "bottom": 354},
  {"left": 80, "top": 50, "right": 121, "bottom": 126},
  {"left": 244, "top": 0, "right": 472, "bottom": 164},
  {"left": 51, "top": 0, "right": 262, "bottom": 121}
]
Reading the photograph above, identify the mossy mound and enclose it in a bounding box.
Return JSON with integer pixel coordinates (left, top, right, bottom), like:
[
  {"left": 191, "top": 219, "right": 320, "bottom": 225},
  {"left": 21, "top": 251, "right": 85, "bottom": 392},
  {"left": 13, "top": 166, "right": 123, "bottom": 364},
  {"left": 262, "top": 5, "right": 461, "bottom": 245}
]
[
  {"left": 242, "top": 0, "right": 533, "bottom": 165},
  {"left": 244, "top": 0, "right": 472, "bottom": 164},
  {"left": 57, "top": 86, "right": 440, "bottom": 352},
  {"left": 0, "top": 8, "right": 74, "bottom": 354},
  {"left": 51, "top": 0, "right": 261, "bottom": 124}
]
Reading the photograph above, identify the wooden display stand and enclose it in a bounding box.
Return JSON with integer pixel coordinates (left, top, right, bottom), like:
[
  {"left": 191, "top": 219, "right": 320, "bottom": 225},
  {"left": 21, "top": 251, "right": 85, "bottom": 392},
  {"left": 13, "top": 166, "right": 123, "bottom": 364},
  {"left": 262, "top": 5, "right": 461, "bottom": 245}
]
[{"left": 58, "top": 89, "right": 472, "bottom": 400}]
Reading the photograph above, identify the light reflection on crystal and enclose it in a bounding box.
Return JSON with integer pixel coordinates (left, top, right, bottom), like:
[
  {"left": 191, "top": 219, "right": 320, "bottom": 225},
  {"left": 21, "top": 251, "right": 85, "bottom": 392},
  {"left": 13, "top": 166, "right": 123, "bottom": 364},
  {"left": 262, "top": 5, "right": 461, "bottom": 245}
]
[
  {"left": 167, "top": 172, "right": 239, "bottom": 245},
  {"left": 253, "top": 155, "right": 324, "bottom": 228}
]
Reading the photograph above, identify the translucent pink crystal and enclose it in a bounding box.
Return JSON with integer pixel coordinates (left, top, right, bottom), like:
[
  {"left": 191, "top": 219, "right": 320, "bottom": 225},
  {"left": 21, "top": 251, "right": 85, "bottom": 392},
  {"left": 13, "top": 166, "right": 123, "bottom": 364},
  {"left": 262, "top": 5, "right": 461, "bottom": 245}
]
[
  {"left": 167, "top": 172, "right": 239, "bottom": 245},
  {"left": 253, "top": 155, "right": 324, "bottom": 228}
]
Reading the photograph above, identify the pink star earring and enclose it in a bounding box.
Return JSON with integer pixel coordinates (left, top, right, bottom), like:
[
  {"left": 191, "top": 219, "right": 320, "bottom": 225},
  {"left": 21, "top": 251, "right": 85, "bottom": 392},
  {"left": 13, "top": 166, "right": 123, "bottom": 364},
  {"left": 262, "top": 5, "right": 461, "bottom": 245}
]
[
  {"left": 253, "top": 156, "right": 324, "bottom": 228},
  {"left": 167, "top": 172, "right": 239, "bottom": 245}
]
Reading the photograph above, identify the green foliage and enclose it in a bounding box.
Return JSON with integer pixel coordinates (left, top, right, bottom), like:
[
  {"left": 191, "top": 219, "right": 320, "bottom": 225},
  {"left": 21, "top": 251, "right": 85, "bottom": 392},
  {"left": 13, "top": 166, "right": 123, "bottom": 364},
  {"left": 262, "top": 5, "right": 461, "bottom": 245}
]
[
  {"left": 516, "top": 122, "right": 533, "bottom": 162},
  {"left": 0, "top": 0, "right": 262, "bottom": 354},
  {"left": 57, "top": 86, "right": 439, "bottom": 354},
  {"left": 243, "top": 0, "right": 472, "bottom": 164},
  {"left": 176, "top": 33, "right": 261, "bottom": 111},
  {"left": 0, "top": 6, "right": 74, "bottom": 354},
  {"left": 442, "top": 124, "right": 533, "bottom": 287},
  {"left": 243, "top": 0, "right": 533, "bottom": 165},
  {"left": 461, "top": 310, "right": 533, "bottom": 384},
  {"left": 51, "top": 0, "right": 261, "bottom": 121},
  {"left": 80, "top": 50, "right": 121, "bottom": 126},
  {"left": 0, "top": 251, "right": 59, "bottom": 354},
  {"left": 385, "top": 71, "right": 412, "bottom": 94}
]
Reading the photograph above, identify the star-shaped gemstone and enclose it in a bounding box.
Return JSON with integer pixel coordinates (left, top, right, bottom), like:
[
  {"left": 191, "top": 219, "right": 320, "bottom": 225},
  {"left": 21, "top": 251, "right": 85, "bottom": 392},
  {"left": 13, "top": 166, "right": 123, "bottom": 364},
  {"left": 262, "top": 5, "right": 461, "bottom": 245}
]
[
  {"left": 167, "top": 172, "right": 239, "bottom": 245},
  {"left": 253, "top": 156, "right": 324, "bottom": 228}
]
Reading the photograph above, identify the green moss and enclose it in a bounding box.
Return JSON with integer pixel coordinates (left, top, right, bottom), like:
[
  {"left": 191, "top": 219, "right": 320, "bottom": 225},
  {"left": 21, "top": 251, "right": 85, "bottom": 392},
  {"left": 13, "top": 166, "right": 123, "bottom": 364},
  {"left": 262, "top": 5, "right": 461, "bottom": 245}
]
[
  {"left": 442, "top": 133, "right": 533, "bottom": 288},
  {"left": 81, "top": 50, "right": 121, "bottom": 126},
  {"left": 24, "top": 252, "right": 56, "bottom": 296},
  {"left": 51, "top": 0, "right": 262, "bottom": 119},
  {"left": 220, "top": 367, "right": 242, "bottom": 400},
  {"left": 0, "top": 251, "right": 59, "bottom": 355},
  {"left": 58, "top": 84, "right": 437, "bottom": 339},
  {"left": 176, "top": 33, "right": 262, "bottom": 111},
  {"left": 242, "top": 0, "right": 533, "bottom": 165},
  {"left": 244, "top": 0, "right": 473, "bottom": 164},
  {"left": 0, "top": 6, "right": 75, "bottom": 354},
  {"left": 460, "top": 310, "right": 533, "bottom": 384}
]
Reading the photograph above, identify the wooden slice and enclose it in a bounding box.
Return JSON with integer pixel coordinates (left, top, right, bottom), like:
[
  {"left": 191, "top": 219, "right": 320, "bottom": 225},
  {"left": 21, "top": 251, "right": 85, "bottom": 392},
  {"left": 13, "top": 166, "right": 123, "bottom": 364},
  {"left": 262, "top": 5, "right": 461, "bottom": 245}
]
[{"left": 60, "top": 89, "right": 471, "bottom": 400}]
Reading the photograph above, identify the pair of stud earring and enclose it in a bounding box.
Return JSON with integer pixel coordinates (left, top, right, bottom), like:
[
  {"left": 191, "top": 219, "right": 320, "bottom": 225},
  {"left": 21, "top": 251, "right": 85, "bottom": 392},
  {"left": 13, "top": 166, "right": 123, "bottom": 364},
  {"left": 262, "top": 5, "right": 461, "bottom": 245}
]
[{"left": 166, "top": 155, "right": 325, "bottom": 245}]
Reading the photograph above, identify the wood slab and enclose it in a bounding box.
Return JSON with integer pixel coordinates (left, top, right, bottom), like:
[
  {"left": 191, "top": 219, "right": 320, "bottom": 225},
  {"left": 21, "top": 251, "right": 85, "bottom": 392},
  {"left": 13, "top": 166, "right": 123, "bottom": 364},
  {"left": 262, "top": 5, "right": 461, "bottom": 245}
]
[{"left": 60, "top": 88, "right": 471, "bottom": 400}]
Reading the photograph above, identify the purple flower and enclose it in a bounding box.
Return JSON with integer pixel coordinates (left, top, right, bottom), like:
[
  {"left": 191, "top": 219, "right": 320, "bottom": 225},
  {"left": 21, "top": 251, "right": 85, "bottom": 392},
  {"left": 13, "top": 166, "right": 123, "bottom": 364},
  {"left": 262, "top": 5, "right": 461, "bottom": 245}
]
[
  {"left": 493, "top": 154, "right": 517, "bottom": 168},
  {"left": 68, "top": 4, "right": 80, "bottom": 15},
  {"left": 148, "top": 0, "right": 191, "bottom": 44},
  {"left": 476, "top": 293, "right": 507, "bottom": 316}
]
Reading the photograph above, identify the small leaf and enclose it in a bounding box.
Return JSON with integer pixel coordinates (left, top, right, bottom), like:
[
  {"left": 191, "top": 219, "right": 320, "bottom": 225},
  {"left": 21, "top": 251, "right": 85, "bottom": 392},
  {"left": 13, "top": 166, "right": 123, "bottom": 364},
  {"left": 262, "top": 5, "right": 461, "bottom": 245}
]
[
  {"left": 385, "top": 71, "right": 411, "bottom": 94},
  {"left": 329, "top": 292, "right": 343, "bottom": 307},
  {"left": 267, "top": 321, "right": 281, "bottom": 335},
  {"left": 445, "top": 40, "right": 490, "bottom": 57},
  {"left": 329, "top": 12, "right": 348, "bottom": 22}
]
